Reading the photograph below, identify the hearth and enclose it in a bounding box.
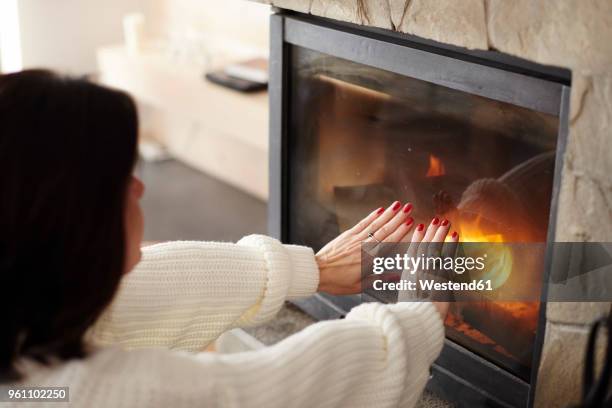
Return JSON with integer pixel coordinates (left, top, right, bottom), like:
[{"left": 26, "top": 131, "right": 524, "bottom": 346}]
[{"left": 269, "top": 12, "right": 570, "bottom": 408}]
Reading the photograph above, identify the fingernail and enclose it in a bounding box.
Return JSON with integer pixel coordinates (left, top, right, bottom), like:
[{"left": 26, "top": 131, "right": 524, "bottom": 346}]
[
  {"left": 442, "top": 219, "right": 449, "bottom": 226},
  {"left": 403, "top": 203, "right": 413, "bottom": 213},
  {"left": 417, "top": 223, "right": 425, "bottom": 231},
  {"left": 376, "top": 207, "right": 385, "bottom": 215},
  {"left": 391, "top": 201, "right": 401, "bottom": 211},
  {"left": 405, "top": 217, "right": 414, "bottom": 226},
  {"left": 452, "top": 231, "right": 458, "bottom": 239},
  {"left": 432, "top": 217, "right": 440, "bottom": 225}
]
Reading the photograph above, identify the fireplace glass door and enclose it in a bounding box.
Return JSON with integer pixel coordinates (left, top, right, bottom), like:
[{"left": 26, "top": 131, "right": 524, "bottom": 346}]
[{"left": 286, "top": 47, "right": 560, "bottom": 381}]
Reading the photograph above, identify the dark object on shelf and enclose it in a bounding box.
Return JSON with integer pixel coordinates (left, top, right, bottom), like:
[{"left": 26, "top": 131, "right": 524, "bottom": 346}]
[
  {"left": 205, "top": 71, "right": 267, "bottom": 93},
  {"left": 225, "top": 57, "right": 268, "bottom": 84},
  {"left": 571, "top": 311, "right": 612, "bottom": 408}
]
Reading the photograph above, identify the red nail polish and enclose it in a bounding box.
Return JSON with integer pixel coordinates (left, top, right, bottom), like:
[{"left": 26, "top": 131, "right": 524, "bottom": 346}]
[
  {"left": 452, "top": 231, "right": 458, "bottom": 239},
  {"left": 403, "top": 203, "right": 413, "bottom": 213},
  {"left": 442, "top": 219, "right": 449, "bottom": 226},
  {"left": 417, "top": 223, "right": 424, "bottom": 231},
  {"left": 392, "top": 201, "right": 401, "bottom": 211},
  {"left": 432, "top": 217, "right": 439, "bottom": 225},
  {"left": 405, "top": 217, "right": 414, "bottom": 226},
  {"left": 376, "top": 207, "right": 385, "bottom": 215}
]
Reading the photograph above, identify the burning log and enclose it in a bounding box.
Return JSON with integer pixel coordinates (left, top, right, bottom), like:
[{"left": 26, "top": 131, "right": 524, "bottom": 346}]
[{"left": 456, "top": 301, "right": 539, "bottom": 365}]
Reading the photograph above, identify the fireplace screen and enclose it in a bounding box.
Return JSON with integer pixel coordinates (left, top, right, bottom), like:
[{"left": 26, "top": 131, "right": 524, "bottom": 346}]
[{"left": 287, "top": 47, "right": 560, "bottom": 381}]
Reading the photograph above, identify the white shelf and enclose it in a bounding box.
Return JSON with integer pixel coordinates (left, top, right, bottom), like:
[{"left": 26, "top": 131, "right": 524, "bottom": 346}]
[{"left": 97, "top": 45, "right": 269, "bottom": 199}]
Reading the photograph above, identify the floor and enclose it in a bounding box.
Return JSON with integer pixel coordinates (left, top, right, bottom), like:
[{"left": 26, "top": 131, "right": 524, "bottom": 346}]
[
  {"left": 136, "top": 159, "right": 452, "bottom": 408},
  {"left": 136, "top": 159, "right": 267, "bottom": 242}
]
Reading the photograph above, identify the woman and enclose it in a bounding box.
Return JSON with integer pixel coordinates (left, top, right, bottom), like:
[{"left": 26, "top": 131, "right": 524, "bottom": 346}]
[{"left": 0, "top": 70, "right": 457, "bottom": 407}]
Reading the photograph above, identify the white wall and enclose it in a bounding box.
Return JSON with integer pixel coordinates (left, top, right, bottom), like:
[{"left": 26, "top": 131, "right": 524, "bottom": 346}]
[
  {"left": 0, "top": 0, "right": 23, "bottom": 72},
  {"left": 15, "top": 0, "right": 269, "bottom": 74},
  {"left": 143, "top": 0, "right": 269, "bottom": 51},
  {"left": 18, "top": 0, "right": 143, "bottom": 74}
]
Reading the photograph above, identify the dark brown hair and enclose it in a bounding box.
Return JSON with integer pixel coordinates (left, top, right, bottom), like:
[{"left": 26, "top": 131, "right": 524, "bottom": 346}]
[{"left": 0, "top": 70, "right": 138, "bottom": 380}]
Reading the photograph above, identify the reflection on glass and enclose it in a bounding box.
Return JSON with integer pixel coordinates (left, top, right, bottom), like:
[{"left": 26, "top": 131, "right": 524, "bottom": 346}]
[{"left": 287, "top": 47, "right": 559, "bottom": 380}]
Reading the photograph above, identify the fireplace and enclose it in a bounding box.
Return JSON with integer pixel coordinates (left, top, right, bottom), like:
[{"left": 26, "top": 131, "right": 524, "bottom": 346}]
[{"left": 269, "top": 12, "right": 570, "bottom": 408}]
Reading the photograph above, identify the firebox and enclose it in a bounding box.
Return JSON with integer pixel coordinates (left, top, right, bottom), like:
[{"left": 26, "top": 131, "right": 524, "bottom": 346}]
[{"left": 268, "top": 12, "right": 570, "bottom": 408}]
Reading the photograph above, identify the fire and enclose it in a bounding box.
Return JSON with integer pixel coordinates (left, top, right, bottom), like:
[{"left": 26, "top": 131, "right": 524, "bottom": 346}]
[
  {"left": 444, "top": 202, "right": 541, "bottom": 367},
  {"left": 455, "top": 214, "right": 512, "bottom": 289},
  {"left": 457, "top": 214, "right": 504, "bottom": 243},
  {"left": 426, "top": 154, "right": 446, "bottom": 177}
]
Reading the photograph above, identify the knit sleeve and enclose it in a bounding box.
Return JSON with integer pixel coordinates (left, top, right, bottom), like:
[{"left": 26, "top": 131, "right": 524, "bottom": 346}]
[
  {"left": 196, "top": 302, "right": 445, "bottom": 407},
  {"left": 87, "top": 235, "right": 319, "bottom": 351},
  {"left": 70, "top": 302, "right": 444, "bottom": 408}
]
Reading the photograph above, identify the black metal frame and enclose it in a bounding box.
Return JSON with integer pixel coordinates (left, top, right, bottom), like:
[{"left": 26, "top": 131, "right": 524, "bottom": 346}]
[{"left": 269, "top": 11, "right": 571, "bottom": 408}]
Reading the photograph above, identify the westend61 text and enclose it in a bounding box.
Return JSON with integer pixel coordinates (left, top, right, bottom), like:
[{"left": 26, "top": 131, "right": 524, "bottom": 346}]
[{"left": 372, "top": 279, "right": 493, "bottom": 292}]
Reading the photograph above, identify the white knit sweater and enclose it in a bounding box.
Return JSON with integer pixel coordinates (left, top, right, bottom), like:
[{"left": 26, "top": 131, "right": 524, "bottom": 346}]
[{"left": 10, "top": 235, "right": 444, "bottom": 408}]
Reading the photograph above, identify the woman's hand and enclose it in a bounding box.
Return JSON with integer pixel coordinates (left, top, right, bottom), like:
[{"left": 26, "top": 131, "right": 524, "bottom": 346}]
[
  {"left": 316, "top": 205, "right": 459, "bottom": 322},
  {"left": 316, "top": 201, "right": 415, "bottom": 295},
  {"left": 400, "top": 216, "right": 459, "bottom": 320}
]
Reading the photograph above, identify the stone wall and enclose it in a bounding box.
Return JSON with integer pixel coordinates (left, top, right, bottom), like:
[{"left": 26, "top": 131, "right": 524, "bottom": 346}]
[{"left": 255, "top": 0, "right": 612, "bottom": 406}]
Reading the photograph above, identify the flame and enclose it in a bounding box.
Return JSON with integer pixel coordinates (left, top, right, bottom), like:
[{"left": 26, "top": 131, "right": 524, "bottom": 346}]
[
  {"left": 426, "top": 154, "right": 446, "bottom": 177},
  {"left": 457, "top": 214, "right": 504, "bottom": 243},
  {"left": 445, "top": 212, "right": 541, "bottom": 365},
  {"left": 455, "top": 214, "right": 512, "bottom": 289}
]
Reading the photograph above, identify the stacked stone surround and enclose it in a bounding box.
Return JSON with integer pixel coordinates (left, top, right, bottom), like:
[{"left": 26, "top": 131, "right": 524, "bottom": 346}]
[{"left": 255, "top": 0, "right": 612, "bottom": 406}]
